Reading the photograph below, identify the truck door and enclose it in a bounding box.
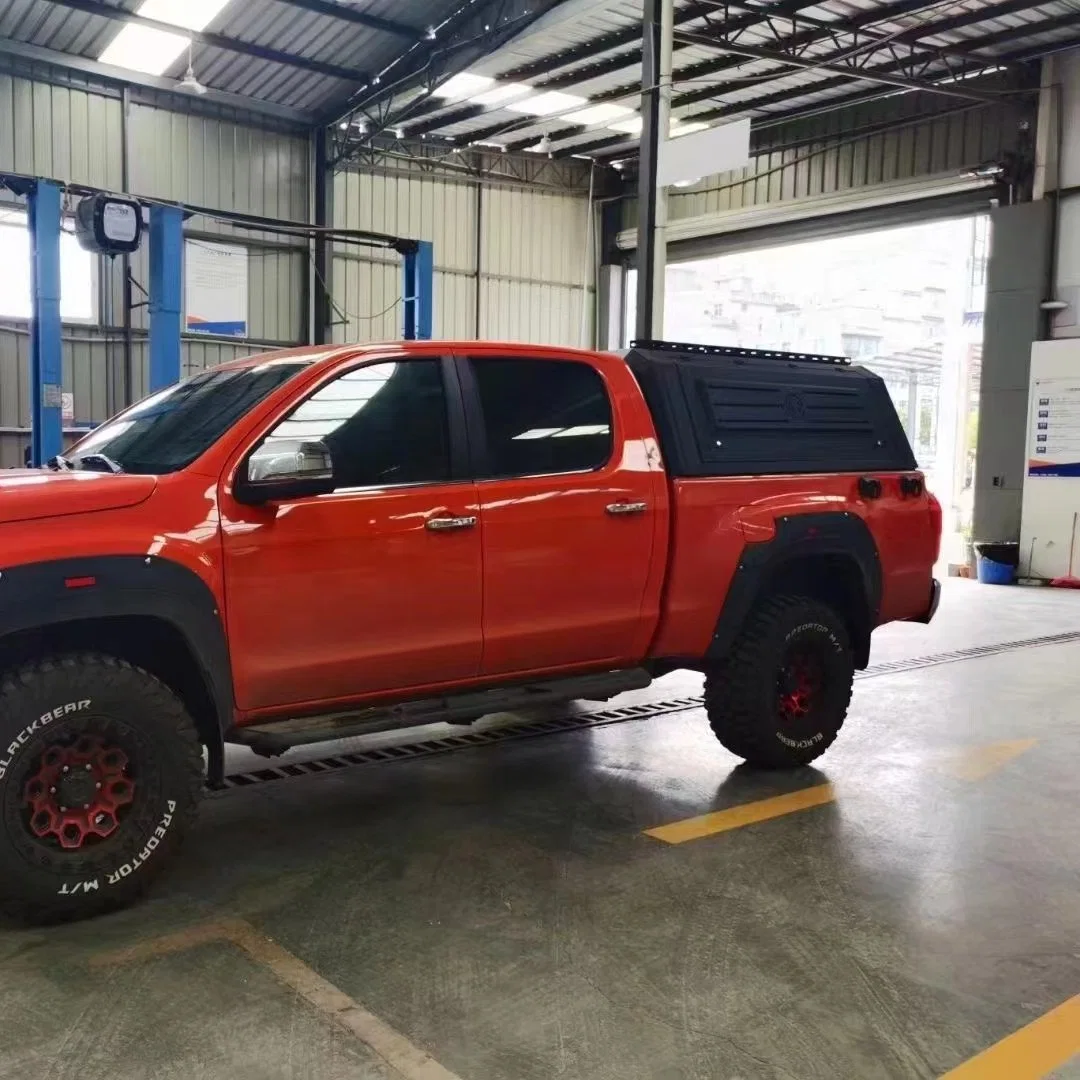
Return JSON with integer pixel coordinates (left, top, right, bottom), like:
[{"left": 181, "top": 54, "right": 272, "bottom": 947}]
[
  {"left": 457, "top": 350, "right": 661, "bottom": 677},
  {"left": 220, "top": 355, "right": 483, "bottom": 713}
]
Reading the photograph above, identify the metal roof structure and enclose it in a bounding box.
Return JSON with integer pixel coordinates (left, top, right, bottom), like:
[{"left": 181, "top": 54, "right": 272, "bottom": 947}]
[{"left": 0, "top": 0, "right": 1077, "bottom": 163}]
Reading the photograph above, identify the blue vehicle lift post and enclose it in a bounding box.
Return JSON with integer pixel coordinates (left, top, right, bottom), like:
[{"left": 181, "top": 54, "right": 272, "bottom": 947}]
[
  {"left": 402, "top": 240, "right": 434, "bottom": 341},
  {"left": 148, "top": 204, "right": 184, "bottom": 392},
  {"left": 28, "top": 180, "right": 63, "bottom": 468},
  {"left": 17, "top": 165, "right": 434, "bottom": 463}
]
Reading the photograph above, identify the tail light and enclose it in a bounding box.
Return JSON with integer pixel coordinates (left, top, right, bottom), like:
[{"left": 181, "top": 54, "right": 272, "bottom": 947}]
[{"left": 927, "top": 490, "right": 943, "bottom": 563}]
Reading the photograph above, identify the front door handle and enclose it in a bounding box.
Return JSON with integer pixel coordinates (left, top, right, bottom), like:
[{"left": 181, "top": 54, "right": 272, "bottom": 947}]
[
  {"left": 426, "top": 515, "right": 478, "bottom": 532},
  {"left": 606, "top": 501, "right": 648, "bottom": 516}
]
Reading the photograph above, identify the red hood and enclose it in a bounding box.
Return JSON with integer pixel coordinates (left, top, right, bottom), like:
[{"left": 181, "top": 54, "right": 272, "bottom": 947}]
[{"left": 0, "top": 470, "right": 157, "bottom": 524}]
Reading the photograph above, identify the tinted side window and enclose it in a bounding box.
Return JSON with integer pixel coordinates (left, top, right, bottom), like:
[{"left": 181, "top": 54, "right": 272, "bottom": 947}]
[
  {"left": 470, "top": 358, "right": 613, "bottom": 479},
  {"left": 266, "top": 360, "right": 450, "bottom": 488}
]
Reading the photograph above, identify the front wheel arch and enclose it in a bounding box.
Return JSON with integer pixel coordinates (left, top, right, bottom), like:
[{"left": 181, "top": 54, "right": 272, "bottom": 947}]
[{"left": 0, "top": 616, "right": 223, "bottom": 784}]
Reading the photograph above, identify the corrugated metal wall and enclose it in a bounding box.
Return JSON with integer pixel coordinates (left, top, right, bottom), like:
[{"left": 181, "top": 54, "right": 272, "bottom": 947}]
[
  {"left": 332, "top": 169, "right": 595, "bottom": 347},
  {"left": 621, "top": 91, "right": 1035, "bottom": 240},
  {"left": 0, "top": 66, "right": 598, "bottom": 465},
  {"left": 0, "top": 73, "right": 310, "bottom": 465}
]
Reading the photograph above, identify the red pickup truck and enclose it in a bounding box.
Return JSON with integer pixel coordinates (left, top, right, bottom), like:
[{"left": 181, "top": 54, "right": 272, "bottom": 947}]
[{"left": 0, "top": 339, "right": 939, "bottom": 921}]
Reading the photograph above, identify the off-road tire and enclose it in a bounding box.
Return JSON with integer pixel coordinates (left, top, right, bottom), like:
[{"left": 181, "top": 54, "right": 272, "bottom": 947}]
[
  {"left": 0, "top": 654, "right": 203, "bottom": 924},
  {"left": 704, "top": 595, "right": 854, "bottom": 768}
]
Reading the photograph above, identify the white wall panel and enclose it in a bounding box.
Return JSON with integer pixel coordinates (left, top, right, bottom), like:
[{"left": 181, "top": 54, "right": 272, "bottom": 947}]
[
  {"left": 480, "top": 279, "right": 591, "bottom": 347},
  {"left": 128, "top": 104, "right": 309, "bottom": 224},
  {"left": 0, "top": 73, "right": 122, "bottom": 188},
  {"left": 333, "top": 168, "right": 595, "bottom": 349}
]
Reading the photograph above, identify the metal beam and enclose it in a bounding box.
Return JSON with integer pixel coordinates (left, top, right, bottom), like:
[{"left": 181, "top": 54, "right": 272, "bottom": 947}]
[
  {"left": 311, "top": 127, "right": 333, "bottom": 345},
  {"left": 635, "top": 0, "right": 672, "bottom": 341},
  {"left": 0, "top": 37, "right": 312, "bottom": 126},
  {"left": 444, "top": 0, "right": 1042, "bottom": 149},
  {"left": 38, "top": 0, "right": 372, "bottom": 82},
  {"left": 274, "top": 0, "right": 418, "bottom": 38},
  {"left": 673, "top": 29, "right": 1006, "bottom": 105},
  {"left": 329, "top": 0, "right": 581, "bottom": 166},
  {"left": 522, "top": 5, "right": 1059, "bottom": 158}
]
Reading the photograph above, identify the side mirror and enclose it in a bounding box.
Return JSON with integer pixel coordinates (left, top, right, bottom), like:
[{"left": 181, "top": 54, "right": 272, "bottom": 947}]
[{"left": 235, "top": 439, "right": 336, "bottom": 505}]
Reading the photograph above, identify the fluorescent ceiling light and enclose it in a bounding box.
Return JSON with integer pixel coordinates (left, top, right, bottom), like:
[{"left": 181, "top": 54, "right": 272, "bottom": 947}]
[
  {"left": 506, "top": 90, "right": 587, "bottom": 116},
  {"left": 140, "top": 0, "right": 230, "bottom": 31},
  {"left": 100, "top": 24, "right": 190, "bottom": 76},
  {"left": 98, "top": 0, "right": 231, "bottom": 75},
  {"left": 671, "top": 121, "right": 709, "bottom": 137},
  {"left": 470, "top": 81, "right": 532, "bottom": 107},
  {"left": 562, "top": 103, "right": 634, "bottom": 127},
  {"left": 606, "top": 116, "right": 711, "bottom": 138},
  {"left": 434, "top": 72, "right": 494, "bottom": 100}
]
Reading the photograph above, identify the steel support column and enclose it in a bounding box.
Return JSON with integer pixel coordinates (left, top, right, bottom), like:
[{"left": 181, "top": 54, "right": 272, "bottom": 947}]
[
  {"left": 403, "top": 241, "right": 434, "bottom": 341},
  {"left": 312, "top": 127, "right": 334, "bottom": 345},
  {"left": 148, "top": 204, "right": 184, "bottom": 392},
  {"left": 635, "top": 0, "right": 673, "bottom": 340},
  {"left": 28, "top": 180, "right": 63, "bottom": 468}
]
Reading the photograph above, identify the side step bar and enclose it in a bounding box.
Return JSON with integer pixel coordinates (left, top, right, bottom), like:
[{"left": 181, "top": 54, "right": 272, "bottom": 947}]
[{"left": 229, "top": 668, "right": 654, "bottom": 757}]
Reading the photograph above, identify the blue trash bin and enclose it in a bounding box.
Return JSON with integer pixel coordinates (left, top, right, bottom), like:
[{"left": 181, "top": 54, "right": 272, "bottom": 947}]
[{"left": 977, "top": 556, "right": 1015, "bottom": 585}]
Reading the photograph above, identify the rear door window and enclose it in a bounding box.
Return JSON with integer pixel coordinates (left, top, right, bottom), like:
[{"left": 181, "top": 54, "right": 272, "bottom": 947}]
[{"left": 468, "top": 357, "right": 613, "bottom": 479}]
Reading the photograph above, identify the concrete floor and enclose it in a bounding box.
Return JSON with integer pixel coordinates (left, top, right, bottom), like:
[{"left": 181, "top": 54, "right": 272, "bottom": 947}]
[{"left": 1, "top": 579, "right": 1079, "bottom": 1080}]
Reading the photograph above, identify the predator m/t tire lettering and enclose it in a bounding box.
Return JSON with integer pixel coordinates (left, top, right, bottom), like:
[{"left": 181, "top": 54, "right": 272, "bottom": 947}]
[
  {"left": 704, "top": 595, "right": 854, "bottom": 768},
  {"left": 0, "top": 654, "right": 203, "bottom": 924}
]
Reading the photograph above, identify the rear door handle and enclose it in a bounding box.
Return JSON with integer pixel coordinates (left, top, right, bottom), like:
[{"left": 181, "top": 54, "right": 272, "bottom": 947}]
[
  {"left": 606, "top": 501, "right": 648, "bottom": 516},
  {"left": 426, "top": 515, "right": 478, "bottom": 532}
]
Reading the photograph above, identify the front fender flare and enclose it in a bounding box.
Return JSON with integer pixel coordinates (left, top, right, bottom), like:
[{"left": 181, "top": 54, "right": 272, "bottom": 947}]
[{"left": 0, "top": 555, "right": 232, "bottom": 778}]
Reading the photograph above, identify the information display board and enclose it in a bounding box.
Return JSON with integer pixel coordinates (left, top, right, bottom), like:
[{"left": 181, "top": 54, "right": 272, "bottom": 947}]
[
  {"left": 184, "top": 240, "right": 248, "bottom": 337},
  {"left": 1027, "top": 376, "right": 1080, "bottom": 477}
]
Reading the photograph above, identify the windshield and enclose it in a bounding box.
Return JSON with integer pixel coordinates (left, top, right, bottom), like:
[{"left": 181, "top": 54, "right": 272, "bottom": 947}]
[{"left": 67, "top": 360, "right": 311, "bottom": 475}]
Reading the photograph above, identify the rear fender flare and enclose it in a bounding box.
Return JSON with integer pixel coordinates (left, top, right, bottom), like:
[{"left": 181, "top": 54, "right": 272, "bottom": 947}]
[{"left": 708, "top": 512, "right": 882, "bottom": 666}]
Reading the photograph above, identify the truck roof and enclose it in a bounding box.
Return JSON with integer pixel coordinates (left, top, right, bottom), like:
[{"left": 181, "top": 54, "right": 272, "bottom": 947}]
[{"left": 212, "top": 341, "right": 613, "bottom": 375}]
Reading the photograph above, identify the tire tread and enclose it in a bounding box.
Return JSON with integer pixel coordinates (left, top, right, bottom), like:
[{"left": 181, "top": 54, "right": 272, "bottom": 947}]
[
  {"left": 704, "top": 594, "right": 853, "bottom": 768},
  {"left": 0, "top": 652, "right": 203, "bottom": 924}
]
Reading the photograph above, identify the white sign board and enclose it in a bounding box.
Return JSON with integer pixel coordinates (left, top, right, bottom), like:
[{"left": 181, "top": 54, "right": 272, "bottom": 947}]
[
  {"left": 1026, "top": 376, "right": 1080, "bottom": 477},
  {"left": 1020, "top": 340, "right": 1080, "bottom": 579},
  {"left": 659, "top": 118, "right": 751, "bottom": 189},
  {"left": 61, "top": 392, "right": 74, "bottom": 424},
  {"left": 185, "top": 240, "right": 248, "bottom": 337}
]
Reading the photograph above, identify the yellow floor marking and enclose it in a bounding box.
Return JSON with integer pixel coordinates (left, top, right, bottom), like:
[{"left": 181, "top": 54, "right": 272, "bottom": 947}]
[
  {"left": 932, "top": 739, "right": 1038, "bottom": 782},
  {"left": 939, "top": 994, "right": 1080, "bottom": 1080},
  {"left": 644, "top": 783, "right": 836, "bottom": 844},
  {"left": 92, "top": 917, "right": 463, "bottom": 1080},
  {"left": 646, "top": 737, "right": 1041, "bottom": 846}
]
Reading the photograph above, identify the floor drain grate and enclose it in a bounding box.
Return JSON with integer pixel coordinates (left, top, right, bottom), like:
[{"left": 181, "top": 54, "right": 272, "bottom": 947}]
[{"left": 218, "top": 630, "right": 1080, "bottom": 790}]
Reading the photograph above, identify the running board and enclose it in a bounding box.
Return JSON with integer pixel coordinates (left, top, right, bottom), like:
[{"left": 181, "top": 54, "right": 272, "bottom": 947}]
[{"left": 229, "top": 668, "right": 653, "bottom": 757}]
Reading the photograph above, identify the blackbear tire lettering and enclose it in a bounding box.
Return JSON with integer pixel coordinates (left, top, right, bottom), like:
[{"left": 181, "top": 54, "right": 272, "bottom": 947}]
[{"left": 0, "top": 699, "right": 92, "bottom": 780}]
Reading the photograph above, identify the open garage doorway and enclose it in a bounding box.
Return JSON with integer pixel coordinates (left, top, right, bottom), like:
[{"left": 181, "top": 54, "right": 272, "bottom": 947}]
[{"left": 626, "top": 215, "right": 989, "bottom": 571}]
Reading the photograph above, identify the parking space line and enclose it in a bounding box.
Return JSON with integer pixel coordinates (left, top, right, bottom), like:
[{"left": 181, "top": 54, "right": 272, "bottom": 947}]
[
  {"left": 92, "top": 917, "right": 463, "bottom": 1080},
  {"left": 644, "top": 783, "right": 836, "bottom": 844},
  {"left": 939, "top": 994, "right": 1080, "bottom": 1079},
  {"left": 932, "top": 739, "right": 1038, "bottom": 782}
]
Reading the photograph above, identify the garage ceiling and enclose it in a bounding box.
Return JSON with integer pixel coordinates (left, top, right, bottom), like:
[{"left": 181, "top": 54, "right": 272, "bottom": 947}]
[{"left": 0, "top": 0, "right": 1077, "bottom": 162}]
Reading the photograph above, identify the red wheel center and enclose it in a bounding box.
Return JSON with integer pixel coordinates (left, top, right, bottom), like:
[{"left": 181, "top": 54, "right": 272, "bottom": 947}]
[
  {"left": 778, "top": 656, "right": 821, "bottom": 721},
  {"left": 23, "top": 736, "right": 135, "bottom": 850}
]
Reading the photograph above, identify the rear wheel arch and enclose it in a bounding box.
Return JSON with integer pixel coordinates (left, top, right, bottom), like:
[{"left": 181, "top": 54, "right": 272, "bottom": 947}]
[{"left": 710, "top": 512, "right": 881, "bottom": 670}]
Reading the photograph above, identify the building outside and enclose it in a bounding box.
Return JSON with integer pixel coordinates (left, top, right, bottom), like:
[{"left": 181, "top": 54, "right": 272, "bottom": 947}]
[{"left": 637, "top": 215, "right": 989, "bottom": 564}]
